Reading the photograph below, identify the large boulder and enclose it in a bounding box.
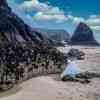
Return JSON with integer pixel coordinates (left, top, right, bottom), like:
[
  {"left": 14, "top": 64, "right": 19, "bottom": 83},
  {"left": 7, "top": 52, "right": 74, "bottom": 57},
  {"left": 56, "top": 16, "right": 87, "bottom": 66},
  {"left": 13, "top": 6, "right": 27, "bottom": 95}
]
[
  {"left": 69, "top": 22, "right": 99, "bottom": 45},
  {"left": 67, "top": 48, "right": 85, "bottom": 60}
]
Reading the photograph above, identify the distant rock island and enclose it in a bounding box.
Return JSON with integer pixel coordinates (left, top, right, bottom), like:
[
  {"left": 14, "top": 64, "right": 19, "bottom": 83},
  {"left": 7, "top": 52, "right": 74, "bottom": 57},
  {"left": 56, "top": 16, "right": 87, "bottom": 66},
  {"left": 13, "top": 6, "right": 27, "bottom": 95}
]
[{"left": 69, "top": 22, "right": 99, "bottom": 45}]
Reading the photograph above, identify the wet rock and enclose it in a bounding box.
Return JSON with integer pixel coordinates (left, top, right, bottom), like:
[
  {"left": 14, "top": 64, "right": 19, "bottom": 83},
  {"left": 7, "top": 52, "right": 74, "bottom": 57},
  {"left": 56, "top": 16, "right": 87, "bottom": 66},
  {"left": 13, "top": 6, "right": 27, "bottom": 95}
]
[
  {"left": 61, "top": 71, "right": 100, "bottom": 84},
  {"left": 62, "top": 72, "right": 100, "bottom": 84},
  {"left": 67, "top": 48, "right": 85, "bottom": 60}
]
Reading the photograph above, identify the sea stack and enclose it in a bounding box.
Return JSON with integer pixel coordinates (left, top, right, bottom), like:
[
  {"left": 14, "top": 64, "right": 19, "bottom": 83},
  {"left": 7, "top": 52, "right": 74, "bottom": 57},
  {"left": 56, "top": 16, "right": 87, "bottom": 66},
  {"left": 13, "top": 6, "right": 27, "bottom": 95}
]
[{"left": 69, "top": 22, "right": 99, "bottom": 45}]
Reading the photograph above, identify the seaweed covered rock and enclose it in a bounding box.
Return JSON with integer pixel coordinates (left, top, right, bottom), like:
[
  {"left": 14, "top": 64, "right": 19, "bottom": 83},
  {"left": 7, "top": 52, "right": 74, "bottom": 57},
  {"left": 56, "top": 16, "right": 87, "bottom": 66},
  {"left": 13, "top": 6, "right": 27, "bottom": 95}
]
[
  {"left": 36, "top": 29, "right": 70, "bottom": 42},
  {"left": 0, "top": 43, "right": 66, "bottom": 91}
]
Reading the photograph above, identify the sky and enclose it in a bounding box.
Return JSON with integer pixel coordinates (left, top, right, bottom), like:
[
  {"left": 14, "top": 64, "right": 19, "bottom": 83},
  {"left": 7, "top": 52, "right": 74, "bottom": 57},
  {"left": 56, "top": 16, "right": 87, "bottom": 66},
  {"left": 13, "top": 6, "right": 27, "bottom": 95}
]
[{"left": 7, "top": 0, "right": 100, "bottom": 41}]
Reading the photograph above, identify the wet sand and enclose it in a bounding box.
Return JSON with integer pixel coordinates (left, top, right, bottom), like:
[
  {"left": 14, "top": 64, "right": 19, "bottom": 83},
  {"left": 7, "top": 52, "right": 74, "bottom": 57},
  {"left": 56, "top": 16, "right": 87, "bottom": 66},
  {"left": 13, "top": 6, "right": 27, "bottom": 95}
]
[{"left": 0, "top": 45, "right": 100, "bottom": 100}]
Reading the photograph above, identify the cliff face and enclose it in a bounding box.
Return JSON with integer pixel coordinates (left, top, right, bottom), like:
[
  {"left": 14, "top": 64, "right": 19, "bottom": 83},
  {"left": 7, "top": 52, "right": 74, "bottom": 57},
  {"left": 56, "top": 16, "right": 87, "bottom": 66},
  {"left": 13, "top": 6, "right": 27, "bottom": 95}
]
[
  {"left": 70, "top": 22, "right": 99, "bottom": 45},
  {"left": 0, "top": 0, "right": 46, "bottom": 46},
  {"left": 0, "top": 0, "right": 10, "bottom": 9}
]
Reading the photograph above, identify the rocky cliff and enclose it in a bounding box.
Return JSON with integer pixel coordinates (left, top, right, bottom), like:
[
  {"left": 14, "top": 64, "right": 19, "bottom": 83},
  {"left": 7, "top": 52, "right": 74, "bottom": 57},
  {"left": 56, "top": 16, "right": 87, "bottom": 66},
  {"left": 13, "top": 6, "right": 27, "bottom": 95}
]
[
  {"left": 0, "top": 0, "right": 50, "bottom": 46},
  {"left": 36, "top": 29, "right": 70, "bottom": 42},
  {"left": 0, "top": 0, "right": 66, "bottom": 90},
  {"left": 69, "top": 22, "right": 99, "bottom": 45}
]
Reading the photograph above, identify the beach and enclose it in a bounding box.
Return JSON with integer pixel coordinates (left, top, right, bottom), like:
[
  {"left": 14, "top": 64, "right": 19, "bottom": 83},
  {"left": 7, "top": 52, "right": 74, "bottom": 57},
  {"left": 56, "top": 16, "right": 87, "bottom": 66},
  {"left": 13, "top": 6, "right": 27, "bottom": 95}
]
[{"left": 0, "top": 45, "right": 100, "bottom": 100}]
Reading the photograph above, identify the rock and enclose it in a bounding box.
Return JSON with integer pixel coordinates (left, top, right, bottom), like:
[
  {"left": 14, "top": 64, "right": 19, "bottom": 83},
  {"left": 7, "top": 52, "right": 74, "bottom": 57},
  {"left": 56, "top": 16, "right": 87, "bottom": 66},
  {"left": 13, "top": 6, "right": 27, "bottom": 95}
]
[
  {"left": 67, "top": 48, "right": 85, "bottom": 60},
  {"left": 0, "top": 0, "right": 50, "bottom": 46},
  {"left": 0, "top": 0, "right": 66, "bottom": 91},
  {"left": 61, "top": 72, "right": 100, "bottom": 84},
  {"left": 0, "top": 42, "right": 66, "bottom": 91},
  {"left": 69, "top": 22, "right": 99, "bottom": 45}
]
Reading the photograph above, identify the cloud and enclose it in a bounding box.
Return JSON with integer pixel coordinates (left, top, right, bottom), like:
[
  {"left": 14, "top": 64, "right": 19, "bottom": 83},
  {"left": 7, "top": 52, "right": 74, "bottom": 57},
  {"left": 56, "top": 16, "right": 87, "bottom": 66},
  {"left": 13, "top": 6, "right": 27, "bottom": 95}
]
[
  {"left": 34, "top": 11, "right": 67, "bottom": 23},
  {"left": 86, "top": 17, "right": 100, "bottom": 26},
  {"left": 19, "top": 0, "right": 67, "bottom": 23},
  {"left": 7, "top": 0, "right": 100, "bottom": 35},
  {"left": 67, "top": 15, "right": 85, "bottom": 24},
  {"left": 67, "top": 14, "right": 100, "bottom": 32},
  {"left": 90, "top": 26, "right": 100, "bottom": 31},
  {"left": 7, "top": 0, "right": 85, "bottom": 26},
  {"left": 86, "top": 15, "right": 100, "bottom": 31},
  {"left": 19, "top": 0, "right": 50, "bottom": 12}
]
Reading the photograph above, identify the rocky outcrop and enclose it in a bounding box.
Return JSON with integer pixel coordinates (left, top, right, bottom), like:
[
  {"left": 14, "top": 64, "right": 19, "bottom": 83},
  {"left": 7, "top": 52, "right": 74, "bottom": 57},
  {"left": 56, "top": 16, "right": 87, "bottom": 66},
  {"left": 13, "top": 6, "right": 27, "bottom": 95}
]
[
  {"left": 0, "top": 0, "right": 49, "bottom": 46},
  {"left": 0, "top": 0, "right": 66, "bottom": 90},
  {"left": 0, "top": 43, "right": 66, "bottom": 90},
  {"left": 69, "top": 22, "right": 99, "bottom": 45}
]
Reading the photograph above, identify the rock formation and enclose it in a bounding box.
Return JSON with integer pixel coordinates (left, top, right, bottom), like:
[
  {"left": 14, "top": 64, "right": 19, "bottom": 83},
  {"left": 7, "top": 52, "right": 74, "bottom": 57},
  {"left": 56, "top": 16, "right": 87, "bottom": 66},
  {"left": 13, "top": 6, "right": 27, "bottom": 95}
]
[
  {"left": 0, "top": 0, "right": 49, "bottom": 46},
  {"left": 0, "top": 0, "right": 66, "bottom": 90},
  {"left": 67, "top": 48, "right": 85, "bottom": 60},
  {"left": 69, "top": 22, "right": 99, "bottom": 45}
]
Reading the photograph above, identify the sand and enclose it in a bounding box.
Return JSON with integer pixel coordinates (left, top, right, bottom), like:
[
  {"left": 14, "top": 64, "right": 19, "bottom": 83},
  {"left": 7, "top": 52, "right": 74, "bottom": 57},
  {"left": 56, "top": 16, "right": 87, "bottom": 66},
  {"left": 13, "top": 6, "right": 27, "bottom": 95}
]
[{"left": 0, "top": 45, "right": 100, "bottom": 100}]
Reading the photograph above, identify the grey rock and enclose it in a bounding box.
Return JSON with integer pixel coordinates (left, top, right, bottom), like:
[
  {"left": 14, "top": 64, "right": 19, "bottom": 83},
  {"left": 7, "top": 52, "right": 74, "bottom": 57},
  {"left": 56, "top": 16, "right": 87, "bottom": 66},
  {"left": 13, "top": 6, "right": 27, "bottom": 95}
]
[
  {"left": 69, "top": 22, "right": 99, "bottom": 45},
  {"left": 67, "top": 48, "right": 85, "bottom": 60}
]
